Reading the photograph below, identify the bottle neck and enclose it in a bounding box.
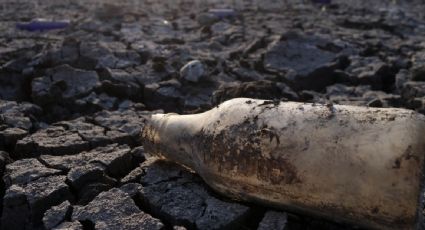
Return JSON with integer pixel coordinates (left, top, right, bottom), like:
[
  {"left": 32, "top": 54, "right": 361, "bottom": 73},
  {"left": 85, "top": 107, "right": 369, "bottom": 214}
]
[{"left": 142, "top": 113, "right": 200, "bottom": 170}]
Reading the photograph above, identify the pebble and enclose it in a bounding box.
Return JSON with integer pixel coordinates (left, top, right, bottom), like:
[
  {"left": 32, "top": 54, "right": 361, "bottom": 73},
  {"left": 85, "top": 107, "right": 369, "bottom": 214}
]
[{"left": 180, "top": 60, "right": 205, "bottom": 82}]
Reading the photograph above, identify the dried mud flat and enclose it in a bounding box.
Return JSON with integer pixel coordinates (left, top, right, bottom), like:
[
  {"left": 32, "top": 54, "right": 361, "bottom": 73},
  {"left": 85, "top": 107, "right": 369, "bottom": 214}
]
[{"left": 2, "top": 0, "right": 425, "bottom": 229}]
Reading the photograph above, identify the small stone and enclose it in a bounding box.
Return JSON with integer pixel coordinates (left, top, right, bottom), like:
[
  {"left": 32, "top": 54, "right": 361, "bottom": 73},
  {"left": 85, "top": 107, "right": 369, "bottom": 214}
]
[
  {"left": 15, "top": 126, "right": 90, "bottom": 157},
  {"left": 43, "top": 200, "right": 72, "bottom": 229},
  {"left": 173, "top": 226, "right": 187, "bottom": 230},
  {"left": 212, "top": 81, "right": 295, "bottom": 105},
  {"left": 95, "top": 212, "right": 164, "bottom": 230},
  {"left": 402, "top": 81, "right": 425, "bottom": 99},
  {"left": 101, "top": 80, "right": 141, "bottom": 101},
  {"left": 89, "top": 144, "right": 133, "bottom": 178},
  {"left": 144, "top": 83, "right": 183, "bottom": 112},
  {"left": 31, "top": 64, "right": 100, "bottom": 105},
  {"left": 257, "top": 211, "right": 288, "bottom": 230},
  {"left": 98, "top": 68, "right": 142, "bottom": 100},
  {"left": 0, "top": 151, "right": 13, "bottom": 175},
  {"left": 53, "top": 221, "right": 83, "bottom": 230},
  {"left": 120, "top": 165, "right": 144, "bottom": 184},
  {"left": 15, "top": 117, "right": 136, "bottom": 158},
  {"left": 326, "top": 84, "right": 372, "bottom": 105},
  {"left": 79, "top": 41, "right": 140, "bottom": 69},
  {"left": 42, "top": 38, "right": 80, "bottom": 67},
  {"left": 0, "top": 100, "right": 41, "bottom": 132},
  {"left": 197, "top": 13, "right": 220, "bottom": 27},
  {"left": 55, "top": 118, "right": 111, "bottom": 148},
  {"left": 180, "top": 60, "right": 205, "bottom": 82},
  {"left": 0, "top": 127, "right": 28, "bottom": 149},
  {"left": 183, "top": 92, "right": 212, "bottom": 111},
  {"left": 76, "top": 92, "right": 117, "bottom": 111},
  {"left": 38, "top": 144, "right": 135, "bottom": 204},
  {"left": 3, "top": 158, "right": 62, "bottom": 186},
  {"left": 345, "top": 56, "right": 396, "bottom": 91},
  {"left": 263, "top": 32, "right": 351, "bottom": 91},
  {"left": 0, "top": 116, "right": 31, "bottom": 133},
  {"left": 195, "top": 197, "right": 250, "bottom": 230},
  {"left": 40, "top": 144, "right": 132, "bottom": 176},
  {"left": 395, "top": 69, "right": 410, "bottom": 93},
  {"left": 139, "top": 159, "right": 250, "bottom": 229},
  {"left": 367, "top": 98, "right": 383, "bottom": 107},
  {"left": 119, "top": 183, "right": 143, "bottom": 199},
  {"left": 2, "top": 175, "right": 73, "bottom": 230},
  {"left": 93, "top": 109, "right": 150, "bottom": 142},
  {"left": 67, "top": 165, "right": 109, "bottom": 190},
  {"left": 78, "top": 182, "right": 115, "bottom": 205},
  {"left": 72, "top": 188, "right": 163, "bottom": 229},
  {"left": 130, "top": 146, "right": 146, "bottom": 164}
]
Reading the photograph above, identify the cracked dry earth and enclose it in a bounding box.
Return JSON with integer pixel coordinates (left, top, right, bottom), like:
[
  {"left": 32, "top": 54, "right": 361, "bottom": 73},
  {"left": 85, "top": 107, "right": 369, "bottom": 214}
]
[{"left": 2, "top": 0, "right": 425, "bottom": 229}]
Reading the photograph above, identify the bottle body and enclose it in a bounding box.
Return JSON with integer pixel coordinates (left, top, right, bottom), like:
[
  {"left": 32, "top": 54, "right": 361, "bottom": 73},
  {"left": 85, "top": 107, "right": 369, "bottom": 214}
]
[{"left": 142, "top": 98, "right": 425, "bottom": 230}]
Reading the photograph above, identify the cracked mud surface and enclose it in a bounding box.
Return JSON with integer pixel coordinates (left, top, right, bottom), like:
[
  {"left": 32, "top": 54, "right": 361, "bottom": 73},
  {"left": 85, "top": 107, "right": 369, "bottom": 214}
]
[{"left": 2, "top": 0, "right": 425, "bottom": 229}]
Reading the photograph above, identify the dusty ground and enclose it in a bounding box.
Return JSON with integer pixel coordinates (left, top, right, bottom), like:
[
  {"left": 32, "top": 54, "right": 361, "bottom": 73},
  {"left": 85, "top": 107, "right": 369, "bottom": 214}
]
[{"left": 2, "top": 0, "right": 425, "bottom": 229}]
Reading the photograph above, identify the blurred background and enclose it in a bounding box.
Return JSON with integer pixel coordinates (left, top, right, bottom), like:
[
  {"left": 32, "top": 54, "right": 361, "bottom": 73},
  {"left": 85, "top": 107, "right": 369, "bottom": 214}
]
[{"left": 2, "top": 0, "right": 425, "bottom": 119}]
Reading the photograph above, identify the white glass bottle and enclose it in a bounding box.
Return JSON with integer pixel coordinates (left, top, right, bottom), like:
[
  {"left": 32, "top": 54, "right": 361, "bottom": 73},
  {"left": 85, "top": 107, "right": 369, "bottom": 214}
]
[{"left": 142, "top": 98, "right": 425, "bottom": 230}]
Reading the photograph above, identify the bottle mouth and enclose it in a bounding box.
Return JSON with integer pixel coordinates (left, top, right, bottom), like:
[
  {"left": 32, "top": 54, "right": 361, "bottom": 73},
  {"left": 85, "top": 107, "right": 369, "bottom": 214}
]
[
  {"left": 140, "top": 112, "right": 198, "bottom": 170},
  {"left": 140, "top": 113, "right": 180, "bottom": 158},
  {"left": 140, "top": 114, "right": 163, "bottom": 156}
]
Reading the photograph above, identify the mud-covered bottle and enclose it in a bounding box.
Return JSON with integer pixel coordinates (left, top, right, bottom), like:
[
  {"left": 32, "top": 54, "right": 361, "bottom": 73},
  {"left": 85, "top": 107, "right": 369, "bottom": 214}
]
[{"left": 142, "top": 98, "right": 425, "bottom": 230}]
